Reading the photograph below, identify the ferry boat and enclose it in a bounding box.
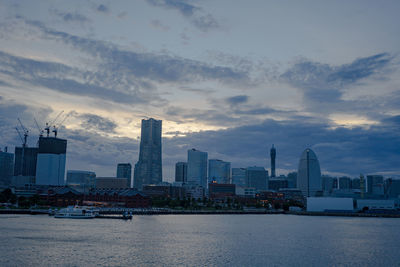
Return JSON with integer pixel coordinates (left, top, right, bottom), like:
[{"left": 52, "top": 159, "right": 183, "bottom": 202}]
[{"left": 54, "top": 206, "right": 99, "bottom": 219}]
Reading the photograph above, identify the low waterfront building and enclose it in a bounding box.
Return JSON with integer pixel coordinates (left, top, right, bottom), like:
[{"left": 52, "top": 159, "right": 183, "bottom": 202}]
[
  {"left": 184, "top": 185, "right": 205, "bottom": 200},
  {"left": 95, "top": 177, "right": 129, "bottom": 189},
  {"left": 208, "top": 183, "right": 235, "bottom": 200},
  {"left": 142, "top": 184, "right": 185, "bottom": 199},
  {"left": 356, "top": 199, "right": 396, "bottom": 211},
  {"left": 235, "top": 186, "right": 256, "bottom": 198}
]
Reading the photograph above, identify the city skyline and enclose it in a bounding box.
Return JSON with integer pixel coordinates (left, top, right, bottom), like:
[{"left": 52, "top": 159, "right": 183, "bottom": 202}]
[{"left": 0, "top": 1, "right": 399, "bottom": 180}]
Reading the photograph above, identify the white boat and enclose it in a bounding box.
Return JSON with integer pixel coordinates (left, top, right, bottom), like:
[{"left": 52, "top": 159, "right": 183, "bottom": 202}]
[{"left": 54, "top": 206, "right": 99, "bottom": 219}]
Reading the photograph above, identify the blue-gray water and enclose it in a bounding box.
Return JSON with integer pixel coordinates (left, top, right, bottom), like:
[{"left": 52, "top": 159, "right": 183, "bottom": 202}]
[{"left": 0, "top": 214, "right": 399, "bottom": 266}]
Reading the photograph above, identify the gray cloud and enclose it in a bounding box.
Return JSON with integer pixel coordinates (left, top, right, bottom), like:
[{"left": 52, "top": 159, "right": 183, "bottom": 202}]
[
  {"left": 0, "top": 50, "right": 156, "bottom": 105},
  {"left": 79, "top": 113, "right": 117, "bottom": 133},
  {"left": 146, "top": 0, "right": 219, "bottom": 32},
  {"left": 22, "top": 19, "right": 248, "bottom": 84},
  {"left": 226, "top": 95, "right": 248, "bottom": 105},
  {"left": 150, "top": 19, "right": 170, "bottom": 31}
]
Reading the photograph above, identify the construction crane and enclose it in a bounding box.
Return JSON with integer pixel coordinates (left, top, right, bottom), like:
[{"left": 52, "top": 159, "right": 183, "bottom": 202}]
[
  {"left": 52, "top": 112, "right": 71, "bottom": 138},
  {"left": 34, "top": 117, "right": 44, "bottom": 138},
  {"left": 15, "top": 127, "right": 25, "bottom": 147},
  {"left": 45, "top": 110, "right": 64, "bottom": 137},
  {"left": 17, "top": 118, "right": 29, "bottom": 147}
]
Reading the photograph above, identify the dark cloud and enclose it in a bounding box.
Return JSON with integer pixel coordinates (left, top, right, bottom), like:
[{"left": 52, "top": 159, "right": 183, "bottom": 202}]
[
  {"left": 79, "top": 113, "right": 117, "bottom": 133},
  {"left": 51, "top": 9, "right": 90, "bottom": 23},
  {"left": 281, "top": 53, "right": 395, "bottom": 117},
  {"left": 147, "top": 0, "right": 198, "bottom": 17},
  {"left": 282, "top": 53, "right": 392, "bottom": 103},
  {"left": 226, "top": 95, "right": 248, "bottom": 105},
  {"left": 97, "top": 4, "right": 110, "bottom": 13},
  {"left": 178, "top": 86, "right": 216, "bottom": 95},
  {"left": 146, "top": 0, "right": 219, "bottom": 32}
]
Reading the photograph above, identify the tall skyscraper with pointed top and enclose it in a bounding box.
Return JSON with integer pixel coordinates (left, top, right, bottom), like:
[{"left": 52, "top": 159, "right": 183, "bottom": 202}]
[
  {"left": 270, "top": 144, "right": 276, "bottom": 178},
  {"left": 134, "top": 118, "right": 162, "bottom": 190}
]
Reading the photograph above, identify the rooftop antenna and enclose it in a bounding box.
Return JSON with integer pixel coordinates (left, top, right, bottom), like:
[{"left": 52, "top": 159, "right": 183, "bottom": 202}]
[
  {"left": 52, "top": 112, "right": 70, "bottom": 138},
  {"left": 45, "top": 110, "right": 63, "bottom": 137}
]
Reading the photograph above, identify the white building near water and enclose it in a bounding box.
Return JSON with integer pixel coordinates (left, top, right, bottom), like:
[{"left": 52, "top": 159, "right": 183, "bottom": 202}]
[{"left": 307, "top": 197, "right": 354, "bottom": 212}]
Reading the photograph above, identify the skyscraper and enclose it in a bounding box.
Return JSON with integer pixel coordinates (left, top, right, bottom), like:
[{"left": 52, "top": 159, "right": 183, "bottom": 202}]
[
  {"left": 35, "top": 136, "right": 67, "bottom": 186},
  {"left": 14, "top": 146, "right": 38, "bottom": 177},
  {"left": 0, "top": 150, "right": 14, "bottom": 186},
  {"left": 175, "top": 162, "right": 187, "bottom": 183},
  {"left": 246, "top": 166, "right": 268, "bottom": 191},
  {"left": 232, "top": 168, "right": 246, "bottom": 187},
  {"left": 187, "top": 148, "right": 208, "bottom": 188},
  {"left": 270, "top": 144, "right": 276, "bottom": 178},
  {"left": 134, "top": 118, "right": 162, "bottom": 190},
  {"left": 117, "top": 163, "right": 132, "bottom": 187},
  {"left": 208, "top": 159, "right": 231, "bottom": 184},
  {"left": 297, "top": 148, "right": 322, "bottom": 197}
]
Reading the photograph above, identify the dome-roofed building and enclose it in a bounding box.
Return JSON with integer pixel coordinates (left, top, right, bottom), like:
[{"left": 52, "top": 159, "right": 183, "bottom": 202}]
[{"left": 297, "top": 148, "right": 322, "bottom": 197}]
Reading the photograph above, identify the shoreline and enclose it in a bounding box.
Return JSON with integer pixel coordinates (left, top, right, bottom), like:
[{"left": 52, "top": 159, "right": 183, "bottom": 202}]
[{"left": 1, "top": 209, "right": 400, "bottom": 218}]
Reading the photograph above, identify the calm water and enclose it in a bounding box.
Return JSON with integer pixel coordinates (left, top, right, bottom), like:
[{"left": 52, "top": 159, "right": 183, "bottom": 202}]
[{"left": 0, "top": 214, "right": 399, "bottom": 266}]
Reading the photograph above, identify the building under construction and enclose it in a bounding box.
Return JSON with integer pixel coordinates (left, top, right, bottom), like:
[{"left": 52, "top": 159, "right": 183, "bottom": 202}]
[{"left": 12, "top": 113, "right": 68, "bottom": 187}]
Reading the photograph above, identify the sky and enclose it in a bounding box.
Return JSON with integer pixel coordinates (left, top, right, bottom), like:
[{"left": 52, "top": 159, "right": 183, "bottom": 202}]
[{"left": 0, "top": 0, "right": 399, "bottom": 180}]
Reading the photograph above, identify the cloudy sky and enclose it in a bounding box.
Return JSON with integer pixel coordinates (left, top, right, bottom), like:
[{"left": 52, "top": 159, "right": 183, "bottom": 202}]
[{"left": 0, "top": 0, "right": 399, "bottom": 180}]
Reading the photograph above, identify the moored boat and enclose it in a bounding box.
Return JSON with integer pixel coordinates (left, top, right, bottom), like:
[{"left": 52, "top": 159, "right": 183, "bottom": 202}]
[{"left": 54, "top": 206, "right": 98, "bottom": 219}]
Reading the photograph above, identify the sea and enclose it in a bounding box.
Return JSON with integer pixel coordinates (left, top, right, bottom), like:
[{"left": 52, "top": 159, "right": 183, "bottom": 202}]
[{"left": 0, "top": 214, "right": 399, "bottom": 266}]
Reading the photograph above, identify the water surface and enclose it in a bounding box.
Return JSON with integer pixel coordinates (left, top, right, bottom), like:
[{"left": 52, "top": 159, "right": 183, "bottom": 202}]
[{"left": 0, "top": 214, "right": 399, "bottom": 266}]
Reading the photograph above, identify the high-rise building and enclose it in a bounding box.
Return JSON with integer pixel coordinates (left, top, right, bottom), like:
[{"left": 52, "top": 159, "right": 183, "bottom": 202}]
[
  {"left": 175, "top": 162, "right": 187, "bottom": 183},
  {"left": 35, "top": 137, "right": 67, "bottom": 186},
  {"left": 117, "top": 163, "right": 132, "bottom": 187},
  {"left": 232, "top": 168, "right": 246, "bottom": 187},
  {"left": 286, "top": 172, "right": 297, "bottom": 188},
  {"left": 385, "top": 178, "right": 400, "bottom": 199},
  {"left": 246, "top": 166, "right": 268, "bottom": 191},
  {"left": 352, "top": 178, "right": 360, "bottom": 189},
  {"left": 270, "top": 144, "right": 276, "bottom": 178},
  {"left": 14, "top": 146, "right": 38, "bottom": 177},
  {"left": 297, "top": 148, "right": 322, "bottom": 197},
  {"left": 208, "top": 159, "right": 231, "bottom": 184},
  {"left": 366, "top": 175, "right": 384, "bottom": 196},
  {"left": 134, "top": 118, "right": 162, "bottom": 190},
  {"left": 0, "top": 150, "right": 14, "bottom": 186},
  {"left": 66, "top": 170, "right": 96, "bottom": 193},
  {"left": 322, "top": 175, "right": 335, "bottom": 194},
  {"left": 187, "top": 148, "right": 208, "bottom": 188},
  {"left": 339, "top": 177, "right": 352, "bottom": 190}
]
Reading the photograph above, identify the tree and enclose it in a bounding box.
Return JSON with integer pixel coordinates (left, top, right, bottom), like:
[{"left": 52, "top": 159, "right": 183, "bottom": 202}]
[{"left": 18, "top": 196, "right": 30, "bottom": 208}]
